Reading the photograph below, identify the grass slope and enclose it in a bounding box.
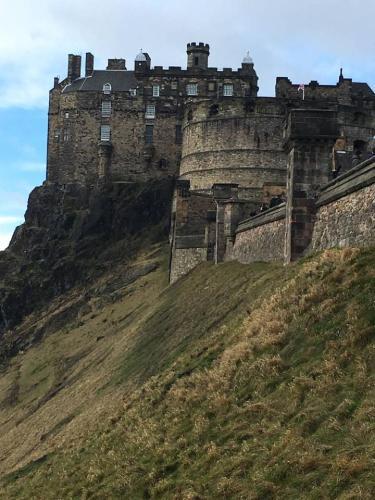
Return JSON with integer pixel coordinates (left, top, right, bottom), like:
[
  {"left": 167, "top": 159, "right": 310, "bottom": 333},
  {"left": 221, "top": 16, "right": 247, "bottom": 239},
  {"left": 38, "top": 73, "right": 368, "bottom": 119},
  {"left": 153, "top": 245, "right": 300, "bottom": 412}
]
[{"left": 0, "top": 246, "right": 374, "bottom": 499}]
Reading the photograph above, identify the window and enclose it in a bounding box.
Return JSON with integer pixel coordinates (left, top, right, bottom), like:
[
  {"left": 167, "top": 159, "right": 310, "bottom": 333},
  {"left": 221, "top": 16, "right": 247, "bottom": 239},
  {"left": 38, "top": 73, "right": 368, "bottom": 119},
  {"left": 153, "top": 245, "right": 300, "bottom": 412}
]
[
  {"left": 100, "top": 125, "right": 111, "bottom": 141},
  {"left": 208, "top": 82, "right": 216, "bottom": 92},
  {"left": 63, "top": 129, "right": 70, "bottom": 142},
  {"left": 223, "top": 84, "right": 234, "bottom": 96},
  {"left": 158, "top": 158, "right": 167, "bottom": 169},
  {"left": 65, "top": 112, "right": 70, "bottom": 119},
  {"left": 175, "top": 125, "right": 182, "bottom": 144},
  {"left": 186, "top": 83, "right": 198, "bottom": 96},
  {"left": 194, "top": 56, "right": 199, "bottom": 66},
  {"left": 103, "top": 83, "right": 112, "bottom": 94},
  {"left": 54, "top": 128, "right": 61, "bottom": 143},
  {"left": 145, "top": 125, "right": 154, "bottom": 144},
  {"left": 145, "top": 104, "right": 155, "bottom": 119},
  {"left": 171, "top": 81, "right": 178, "bottom": 90},
  {"left": 101, "top": 101, "right": 112, "bottom": 117},
  {"left": 129, "top": 88, "right": 137, "bottom": 96},
  {"left": 152, "top": 85, "right": 160, "bottom": 97}
]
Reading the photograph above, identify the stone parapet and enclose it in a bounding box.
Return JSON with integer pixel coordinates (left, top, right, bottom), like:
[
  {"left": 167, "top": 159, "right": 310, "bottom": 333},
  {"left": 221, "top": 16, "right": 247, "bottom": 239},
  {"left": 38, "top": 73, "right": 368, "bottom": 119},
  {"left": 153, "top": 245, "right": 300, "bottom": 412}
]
[
  {"left": 316, "top": 157, "right": 375, "bottom": 206},
  {"left": 236, "top": 203, "right": 286, "bottom": 233}
]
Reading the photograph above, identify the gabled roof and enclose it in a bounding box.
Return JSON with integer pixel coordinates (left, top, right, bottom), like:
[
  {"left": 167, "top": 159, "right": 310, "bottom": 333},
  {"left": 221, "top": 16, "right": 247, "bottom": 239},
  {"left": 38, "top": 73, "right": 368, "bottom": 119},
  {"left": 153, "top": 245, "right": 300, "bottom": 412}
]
[{"left": 62, "top": 70, "right": 138, "bottom": 93}]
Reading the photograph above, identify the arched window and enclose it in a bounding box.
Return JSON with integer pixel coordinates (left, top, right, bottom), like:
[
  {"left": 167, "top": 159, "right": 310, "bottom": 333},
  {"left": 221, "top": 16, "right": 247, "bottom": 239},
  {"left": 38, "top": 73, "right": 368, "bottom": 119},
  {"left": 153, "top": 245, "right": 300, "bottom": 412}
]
[{"left": 103, "top": 83, "right": 112, "bottom": 94}]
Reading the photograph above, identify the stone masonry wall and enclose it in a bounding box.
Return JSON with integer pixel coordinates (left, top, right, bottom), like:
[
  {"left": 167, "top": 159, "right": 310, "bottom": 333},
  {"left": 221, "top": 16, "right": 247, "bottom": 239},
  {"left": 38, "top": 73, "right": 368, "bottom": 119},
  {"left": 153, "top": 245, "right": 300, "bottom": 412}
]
[
  {"left": 170, "top": 247, "right": 207, "bottom": 284},
  {"left": 180, "top": 98, "right": 287, "bottom": 199},
  {"left": 310, "top": 159, "right": 375, "bottom": 251},
  {"left": 228, "top": 204, "right": 286, "bottom": 263}
]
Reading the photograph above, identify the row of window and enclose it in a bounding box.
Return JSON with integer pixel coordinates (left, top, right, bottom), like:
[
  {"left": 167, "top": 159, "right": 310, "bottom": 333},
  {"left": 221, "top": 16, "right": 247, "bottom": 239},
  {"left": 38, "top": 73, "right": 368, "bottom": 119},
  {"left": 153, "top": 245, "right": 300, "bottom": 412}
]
[
  {"left": 101, "top": 102, "right": 156, "bottom": 119},
  {"left": 102, "top": 83, "right": 234, "bottom": 97},
  {"left": 100, "top": 124, "right": 182, "bottom": 144}
]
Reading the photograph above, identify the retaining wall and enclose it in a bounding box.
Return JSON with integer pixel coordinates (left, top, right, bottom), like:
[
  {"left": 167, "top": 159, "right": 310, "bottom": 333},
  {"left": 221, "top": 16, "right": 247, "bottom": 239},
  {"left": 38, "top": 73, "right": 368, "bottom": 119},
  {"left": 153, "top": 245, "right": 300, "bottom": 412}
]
[
  {"left": 229, "top": 203, "right": 286, "bottom": 263},
  {"left": 310, "top": 158, "right": 375, "bottom": 251}
]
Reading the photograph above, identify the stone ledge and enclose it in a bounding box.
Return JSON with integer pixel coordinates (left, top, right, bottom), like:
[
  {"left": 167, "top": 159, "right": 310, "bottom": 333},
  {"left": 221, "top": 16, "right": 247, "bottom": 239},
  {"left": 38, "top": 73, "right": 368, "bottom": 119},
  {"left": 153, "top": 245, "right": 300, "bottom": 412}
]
[
  {"left": 317, "top": 158, "right": 375, "bottom": 207},
  {"left": 236, "top": 203, "right": 286, "bottom": 233},
  {"left": 175, "top": 235, "right": 206, "bottom": 249}
]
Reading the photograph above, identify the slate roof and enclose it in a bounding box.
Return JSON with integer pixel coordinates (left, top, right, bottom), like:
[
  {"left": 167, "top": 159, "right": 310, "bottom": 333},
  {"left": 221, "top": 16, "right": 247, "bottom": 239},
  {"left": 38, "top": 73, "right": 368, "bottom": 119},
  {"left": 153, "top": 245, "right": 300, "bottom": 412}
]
[
  {"left": 351, "top": 82, "right": 375, "bottom": 97},
  {"left": 62, "top": 70, "right": 138, "bottom": 93}
]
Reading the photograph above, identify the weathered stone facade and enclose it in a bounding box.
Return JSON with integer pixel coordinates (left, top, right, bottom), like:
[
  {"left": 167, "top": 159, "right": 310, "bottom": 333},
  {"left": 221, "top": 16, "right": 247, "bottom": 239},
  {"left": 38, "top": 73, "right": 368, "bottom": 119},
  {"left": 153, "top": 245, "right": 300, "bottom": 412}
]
[
  {"left": 229, "top": 205, "right": 286, "bottom": 264},
  {"left": 310, "top": 159, "right": 375, "bottom": 251},
  {"left": 47, "top": 43, "right": 258, "bottom": 185},
  {"left": 44, "top": 43, "right": 375, "bottom": 282}
]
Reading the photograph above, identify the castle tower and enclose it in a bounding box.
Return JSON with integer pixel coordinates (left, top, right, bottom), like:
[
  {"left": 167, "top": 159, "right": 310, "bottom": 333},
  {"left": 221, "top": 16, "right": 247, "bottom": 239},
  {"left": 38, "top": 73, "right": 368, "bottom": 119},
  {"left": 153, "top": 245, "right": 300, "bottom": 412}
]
[{"left": 187, "top": 42, "right": 210, "bottom": 70}]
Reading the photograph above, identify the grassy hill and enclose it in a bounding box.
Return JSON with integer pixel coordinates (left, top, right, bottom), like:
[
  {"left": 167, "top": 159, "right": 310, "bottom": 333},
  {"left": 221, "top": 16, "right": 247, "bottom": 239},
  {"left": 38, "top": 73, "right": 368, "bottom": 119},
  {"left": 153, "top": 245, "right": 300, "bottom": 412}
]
[{"left": 0, "top": 243, "right": 374, "bottom": 499}]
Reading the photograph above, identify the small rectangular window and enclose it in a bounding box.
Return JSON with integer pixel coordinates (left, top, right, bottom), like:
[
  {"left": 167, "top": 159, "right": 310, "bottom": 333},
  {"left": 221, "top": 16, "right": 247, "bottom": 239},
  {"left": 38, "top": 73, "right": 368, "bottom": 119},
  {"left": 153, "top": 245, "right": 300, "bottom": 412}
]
[
  {"left": 54, "top": 128, "right": 61, "bottom": 142},
  {"left": 171, "top": 81, "right": 178, "bottom": 90},
  {"left": 223, "top": 84, "right": 234, "bottom": 97},
  {"left": 145, "top": 104, "right": 155, "bottom": 119},
  {"left": 152, "top": 85, "right": 160, "bottom": 97},
  {"left": 129, "top": 88, "right": 137, "bottom": 96},
  {"left": 100, "top": 125, "right": 111, "bottom": 141},
  {"left": 145, "top": 124, "right": 154, "bottom": 144},
  {"left": 65, "top": 112, "right": 69, "bottom": 119},
  {"left": 101, "top": 101, "right": 112, "bottom": 117},
  {"left": 63, "top": 129, "right": 69, "bottom": 142},
  {"left": 208, "top": 82, "right": 216, "bottom": 92},
  {"left": 186, "top": 83, "right": 198, "bottom": 96},
  {"left": 175, "top": 125, "right": 182, "bottom": 144}
]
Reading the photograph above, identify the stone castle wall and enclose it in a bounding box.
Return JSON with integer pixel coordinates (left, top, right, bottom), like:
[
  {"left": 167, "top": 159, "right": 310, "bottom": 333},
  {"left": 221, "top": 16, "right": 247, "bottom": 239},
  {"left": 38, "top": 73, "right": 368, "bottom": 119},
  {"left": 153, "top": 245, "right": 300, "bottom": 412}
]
[
  {"left": 310, "top": 158, "right": 375, "bottom": 251},
  {"left": 228, "top": 204, "right": 286, "bottom": 263},
  {"left": 180, "top": 98, "right": 287, "bottom": 200},
  {"left": 47, "top": 49, "right": 258, "bottom": 185}
]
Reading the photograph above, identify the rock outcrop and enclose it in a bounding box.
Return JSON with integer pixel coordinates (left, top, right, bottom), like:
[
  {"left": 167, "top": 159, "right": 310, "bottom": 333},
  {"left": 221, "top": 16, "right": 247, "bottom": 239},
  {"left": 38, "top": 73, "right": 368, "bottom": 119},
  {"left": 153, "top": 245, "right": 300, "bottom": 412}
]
[{"left": 0, "top": 179, "right": 173, "bottom": 339}]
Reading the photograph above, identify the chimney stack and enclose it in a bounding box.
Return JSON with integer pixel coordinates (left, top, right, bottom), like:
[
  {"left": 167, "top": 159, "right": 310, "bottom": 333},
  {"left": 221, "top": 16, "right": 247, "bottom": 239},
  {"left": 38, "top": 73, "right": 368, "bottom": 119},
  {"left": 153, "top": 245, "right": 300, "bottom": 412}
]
[
  {"left": 67, "top": 54, "right": 81, "bottom": 81},
  {"left": 85, "top": 52, "right": 94, "bottom": 76}
]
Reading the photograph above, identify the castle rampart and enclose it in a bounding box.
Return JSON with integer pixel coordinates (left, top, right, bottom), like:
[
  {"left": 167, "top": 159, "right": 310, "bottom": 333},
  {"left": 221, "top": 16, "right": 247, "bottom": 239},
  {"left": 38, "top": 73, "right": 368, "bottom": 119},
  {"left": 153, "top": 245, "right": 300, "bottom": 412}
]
[{"left": 310, "top": 157, "right": 375, "bottom": 251}]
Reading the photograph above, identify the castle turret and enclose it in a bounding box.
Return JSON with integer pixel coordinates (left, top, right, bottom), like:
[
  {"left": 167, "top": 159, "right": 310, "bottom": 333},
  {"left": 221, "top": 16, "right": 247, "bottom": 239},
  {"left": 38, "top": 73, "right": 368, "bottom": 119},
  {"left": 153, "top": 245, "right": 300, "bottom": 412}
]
[
  {"left": 187, "top": 42, "right": 210, "bottom": 70},
  {"left": 134, "top": 51, "right": 151, "bottom": 73}
]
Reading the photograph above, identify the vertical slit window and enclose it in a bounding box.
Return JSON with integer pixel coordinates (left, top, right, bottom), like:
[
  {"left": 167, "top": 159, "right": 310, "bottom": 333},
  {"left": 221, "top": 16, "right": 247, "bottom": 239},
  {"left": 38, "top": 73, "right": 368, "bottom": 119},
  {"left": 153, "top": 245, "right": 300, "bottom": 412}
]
[{"left": 152, "top": 85, "right": 160, "bottom": 97}]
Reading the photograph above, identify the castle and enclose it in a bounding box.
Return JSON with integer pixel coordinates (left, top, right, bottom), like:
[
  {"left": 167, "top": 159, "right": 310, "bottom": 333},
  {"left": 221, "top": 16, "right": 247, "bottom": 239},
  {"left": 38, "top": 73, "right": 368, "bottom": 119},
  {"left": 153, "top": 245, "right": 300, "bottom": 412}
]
[{"left": 47, "top": 43, "right": 375, "bottom": 282}]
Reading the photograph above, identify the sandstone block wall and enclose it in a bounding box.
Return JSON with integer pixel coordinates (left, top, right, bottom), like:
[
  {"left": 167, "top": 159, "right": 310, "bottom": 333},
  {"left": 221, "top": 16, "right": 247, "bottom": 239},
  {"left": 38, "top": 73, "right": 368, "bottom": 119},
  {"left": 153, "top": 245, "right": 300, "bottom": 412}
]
[
  {"left": 228, "top": 204, "right": 286, "bottom": 263},
  {"left": 310, "top": 159, "right": 375, "bottom": 251}
]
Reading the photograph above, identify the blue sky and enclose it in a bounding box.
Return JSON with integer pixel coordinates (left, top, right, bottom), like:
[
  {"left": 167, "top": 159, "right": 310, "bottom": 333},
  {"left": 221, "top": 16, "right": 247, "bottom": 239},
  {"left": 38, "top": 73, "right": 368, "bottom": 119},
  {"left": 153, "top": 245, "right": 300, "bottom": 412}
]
[{"left": 0, "top": 0, "right": 374, "bottom": 249}]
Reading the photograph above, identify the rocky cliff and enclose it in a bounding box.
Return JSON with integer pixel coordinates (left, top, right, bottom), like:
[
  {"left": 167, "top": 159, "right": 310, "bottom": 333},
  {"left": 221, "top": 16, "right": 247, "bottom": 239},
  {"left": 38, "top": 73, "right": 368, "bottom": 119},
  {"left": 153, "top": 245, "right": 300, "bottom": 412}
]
[{"left": 0, "top": 179, "right": 173, "bottom": 359}]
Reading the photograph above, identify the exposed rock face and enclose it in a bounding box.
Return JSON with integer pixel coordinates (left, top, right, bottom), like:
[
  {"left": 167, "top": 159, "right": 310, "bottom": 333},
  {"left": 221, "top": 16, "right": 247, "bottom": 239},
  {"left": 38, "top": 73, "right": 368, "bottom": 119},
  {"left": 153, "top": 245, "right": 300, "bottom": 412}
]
[{"left": 0, "top": 179, "right": 173, "bottom": 338}]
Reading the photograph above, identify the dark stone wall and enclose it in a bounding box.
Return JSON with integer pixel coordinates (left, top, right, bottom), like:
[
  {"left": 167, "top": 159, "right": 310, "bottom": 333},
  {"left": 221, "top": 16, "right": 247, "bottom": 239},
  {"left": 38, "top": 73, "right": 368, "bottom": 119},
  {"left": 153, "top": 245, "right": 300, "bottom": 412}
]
[{"left": 47, "top": 64, "right": 258, "bottom": 186}]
